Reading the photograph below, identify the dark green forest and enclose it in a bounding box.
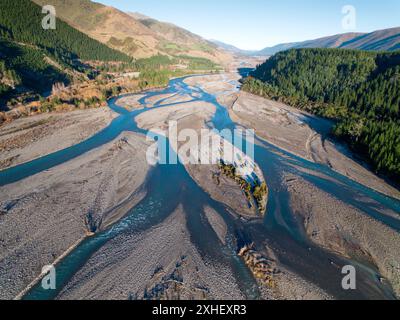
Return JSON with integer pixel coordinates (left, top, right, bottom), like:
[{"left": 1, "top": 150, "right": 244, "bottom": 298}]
[
  {"left": 0, "top": 0, "right": 130, "bottom": 63},
  {"left": 0, "top": 39, "right": 70, "bottom": 94},
  {"left": 0, "top": 0, "right": 131, "bottom": 99},
  {"left": 243, "top": 48, "right": 400, "bottom": 180}
]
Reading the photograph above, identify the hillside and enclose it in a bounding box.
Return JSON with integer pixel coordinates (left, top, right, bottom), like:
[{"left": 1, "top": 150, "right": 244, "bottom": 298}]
[
  {"left": 129, "top": 12, "right": 222, "bottom": 58},
  {"left": 243, "top": 48, "right": 400, "bottom": 180},
  {"left": 32, "top": 0, "right": 232, "bottom": 65},
  {"left": 0, "top": 0, "right": 131, "bottom": 102},
  {"left": 32, "top": 0, "right": 161, "bottom": 57},
  {"left": 340, "top": 28, "right": 400, "bottom": 51},
  {"left": 257, "top": 27, "right": 400, "bottom": 56}
]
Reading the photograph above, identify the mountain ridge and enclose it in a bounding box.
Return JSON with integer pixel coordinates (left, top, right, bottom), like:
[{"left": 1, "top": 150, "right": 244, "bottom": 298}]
[
  {"left": 213, "top": 27, "right": 400, "bottom": 56},
  {"left": 258, "top": 27, "right": 400, "bottom": 56},
  {"left": 209, "top": 40, "right": 255, "bottom": 56}
]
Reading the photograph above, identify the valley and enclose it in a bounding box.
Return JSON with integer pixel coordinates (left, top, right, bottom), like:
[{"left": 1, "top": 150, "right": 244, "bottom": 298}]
[
  {"left": 0, "top": 0, "right": 399, "bottom": 303},
  {"left": 1, "top": 69, "right": 399, "bottom": 300}
]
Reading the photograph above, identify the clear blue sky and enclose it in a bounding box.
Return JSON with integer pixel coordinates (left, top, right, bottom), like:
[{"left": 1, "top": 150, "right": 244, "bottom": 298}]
[{"left": 96, "top": 0, "right": 400, "bottom": 50}]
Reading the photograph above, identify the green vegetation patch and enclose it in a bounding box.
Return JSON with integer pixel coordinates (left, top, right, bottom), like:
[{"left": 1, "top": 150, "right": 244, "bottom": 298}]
[
  {"left": 177, "top": 55, "right": 221, "bottom": 70},
  {"left": 219, "top": 161, "right": 267, "bottom": 214}
]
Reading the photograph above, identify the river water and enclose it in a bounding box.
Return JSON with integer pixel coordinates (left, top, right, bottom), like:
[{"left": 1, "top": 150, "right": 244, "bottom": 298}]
[{"left": 1, "top": 75, "right": 398, "bottom": 300}]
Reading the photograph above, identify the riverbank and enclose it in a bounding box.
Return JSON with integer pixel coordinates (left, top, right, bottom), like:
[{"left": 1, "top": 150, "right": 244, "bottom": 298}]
[
  {"left": 55, "top": 207, "right": 245, "bottom": 300},
  {"left": 0, "top": 107, "right": 117, "bottom": 170},
  {"left": 283, "top": 173, "right": 400, "bottom": 298},
  {"left": 229, "top": 91, "right": 400, "bottom": 200},
  {"left": 0, "top": 132, "right": 150, "bottom": 300}
]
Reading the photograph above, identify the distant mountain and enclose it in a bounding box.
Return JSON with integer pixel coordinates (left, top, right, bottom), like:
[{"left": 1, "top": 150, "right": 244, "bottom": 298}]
[
  {"left": 255, "top": 42, "right": 300, "bottom": 56},
  {"left": 209, "top": 40, "right": 255, "bottom": 56},
  {"left": 32, "top": 1, "right": 232, "bottom": 65},
  {"left": 257, "top": 27, "right": 400, "bottom": 56},
  {"left": 339, "top": 28, "right": 400, "bottom": 51}
]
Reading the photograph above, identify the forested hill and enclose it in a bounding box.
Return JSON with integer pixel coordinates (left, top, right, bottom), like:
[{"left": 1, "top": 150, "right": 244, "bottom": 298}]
[
  {"left": 243, "top": 48, "right": 400, "bottom": 180},
  {"left": 0, "top": 0, "right": 131, "bottom": 99},
  {"left": 0, "top": 0, "right": 130, "bottom": 63}
]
